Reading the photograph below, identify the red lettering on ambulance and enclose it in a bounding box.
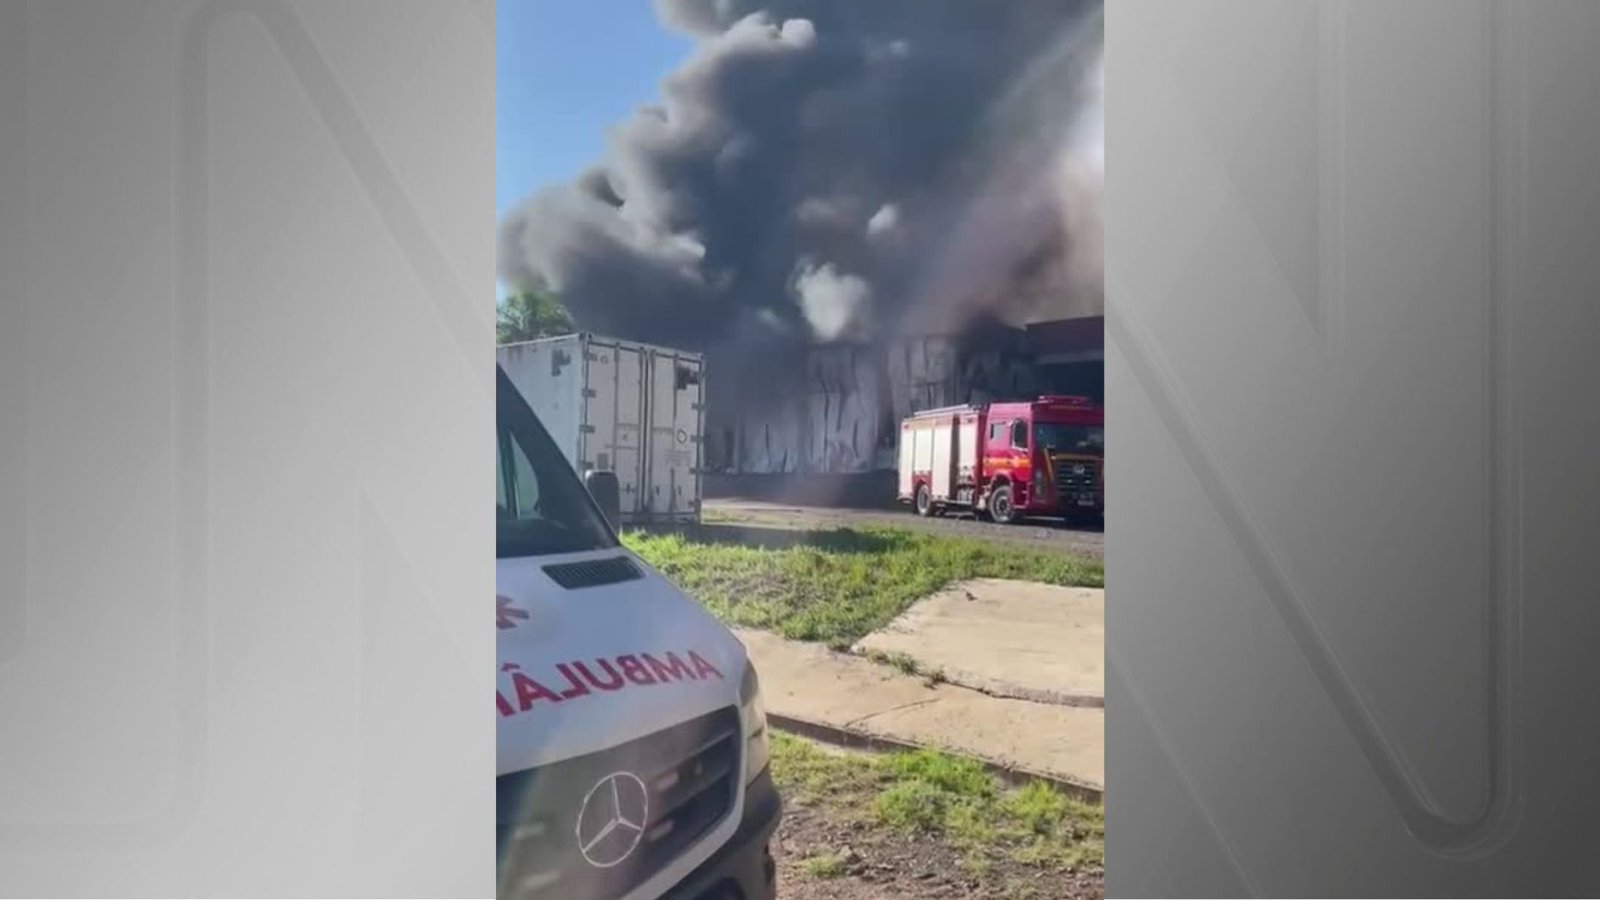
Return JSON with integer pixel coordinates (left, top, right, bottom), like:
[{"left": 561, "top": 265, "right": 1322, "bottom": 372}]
[
  {"left": 573, "top": 659, "right": 625, "bottom": 691},
  {"left": 511, "top": 672, "right": 563, "bottom": 710},
  {"left": 643, "top": 652, "right": 694, "bottom": 683},
  {"left": 688, "top": 651, "right": 723, "bottom": 680},
  {"left": 497, "top": 649, "right": 726, "bottom": 718},
  {"left": 616, "top": 654, "right": 657, "bottom": 686},
  {"left": 555, "top": 663, "right": 591, "bottom": 699}
]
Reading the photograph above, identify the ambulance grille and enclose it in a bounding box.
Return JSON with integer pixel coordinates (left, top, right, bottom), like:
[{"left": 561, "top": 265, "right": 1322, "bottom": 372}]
[
  {"left": 497, "top": 706, "right": 742, "bottom": 900},
  {"left": 543, "top": 555, "right": 642, "bottom": 590}
]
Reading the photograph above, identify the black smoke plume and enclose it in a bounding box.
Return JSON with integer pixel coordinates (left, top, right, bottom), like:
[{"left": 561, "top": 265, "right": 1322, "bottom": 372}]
[{"left": 497, "top": 0, "right": 1104, "bottom": 356}]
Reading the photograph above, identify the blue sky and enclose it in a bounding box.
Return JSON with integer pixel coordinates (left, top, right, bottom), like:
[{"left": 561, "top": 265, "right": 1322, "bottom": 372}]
[{"left": 495, "top": 2, "right": 692, "bottom": 220}]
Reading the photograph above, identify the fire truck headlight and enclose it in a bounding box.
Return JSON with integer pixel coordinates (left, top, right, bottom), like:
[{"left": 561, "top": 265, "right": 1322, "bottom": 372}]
[{"left": 740, "top": 661, "right": 770, "bottom": 785}]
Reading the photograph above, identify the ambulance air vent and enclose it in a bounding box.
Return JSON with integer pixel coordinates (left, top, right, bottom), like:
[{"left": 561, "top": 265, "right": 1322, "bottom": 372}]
[{"left": 543, "top": 555, "right": 643, "bottom": 590}]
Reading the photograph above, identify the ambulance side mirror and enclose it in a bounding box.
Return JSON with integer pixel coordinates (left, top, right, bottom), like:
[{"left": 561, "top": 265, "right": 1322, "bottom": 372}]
[{"left": 585, "top": 470, "right": 622, "bottom": 529}]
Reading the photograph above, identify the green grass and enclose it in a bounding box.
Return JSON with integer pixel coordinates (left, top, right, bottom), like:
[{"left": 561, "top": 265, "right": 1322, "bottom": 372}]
[
  {"left": 863, "top": 648, "right": 918, "bottom": 676},
  {"left": 863, "top": 649, "right": 952, "bottom": 687},
  {"left": 798, "top": 852, "right": 848, "bottom": 879},
  {"left": 770, "top": 732, "right": 1105, "bottom": 875},
  {"left": 624, "top": 524, "right": 1102, "bottom": 648}
]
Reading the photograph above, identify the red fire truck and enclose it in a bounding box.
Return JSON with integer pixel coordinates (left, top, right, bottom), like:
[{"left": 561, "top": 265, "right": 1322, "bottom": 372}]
[{"left": 896, "top": 396, "right": 1104, "bottom": 524}]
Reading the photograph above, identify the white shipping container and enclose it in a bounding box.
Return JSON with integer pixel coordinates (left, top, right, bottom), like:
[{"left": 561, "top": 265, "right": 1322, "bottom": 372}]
[{"left": 497, "top": 333, "right": 704, "bottom": 524}]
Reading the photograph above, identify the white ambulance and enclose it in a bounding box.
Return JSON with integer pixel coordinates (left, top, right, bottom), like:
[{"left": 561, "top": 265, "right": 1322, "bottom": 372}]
[{"left": 496, "top": 365, "right": 780, "bottom": 900}]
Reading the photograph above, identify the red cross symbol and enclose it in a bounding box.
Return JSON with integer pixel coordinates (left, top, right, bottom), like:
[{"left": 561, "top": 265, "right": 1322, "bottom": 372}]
[{"left": 497, "top": 594, "right": 530, "bottom": 630}]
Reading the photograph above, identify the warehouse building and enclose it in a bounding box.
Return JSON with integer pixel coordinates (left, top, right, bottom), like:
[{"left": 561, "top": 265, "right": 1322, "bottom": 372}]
[{"left": 703, "top": 315, "right": 1104, "bottom": 476}]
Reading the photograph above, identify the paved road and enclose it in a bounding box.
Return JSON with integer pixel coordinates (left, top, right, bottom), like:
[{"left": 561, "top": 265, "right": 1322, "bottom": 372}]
[{"left": 703, "top": 498, "right": 1104, "bottom": 558}]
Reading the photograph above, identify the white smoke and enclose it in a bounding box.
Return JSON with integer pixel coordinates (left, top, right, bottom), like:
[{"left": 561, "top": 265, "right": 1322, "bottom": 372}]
[
  {"left": 866, "top": 203, "right": 901, "bottom": 237},
  {"left": 1056, "top": 45, "right": 1103, "bottom": 320},
  {"left": 792, "top": 261, "right": 871, "bottom": 340}
]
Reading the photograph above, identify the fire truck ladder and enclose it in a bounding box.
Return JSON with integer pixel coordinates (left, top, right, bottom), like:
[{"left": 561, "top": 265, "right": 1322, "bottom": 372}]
[{"left": 908, "top": 403, "right": 982, "bottom": 418}]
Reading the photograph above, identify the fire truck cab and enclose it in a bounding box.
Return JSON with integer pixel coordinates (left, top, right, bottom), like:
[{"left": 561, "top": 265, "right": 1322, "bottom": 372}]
[{"left": 897, "top": 396, "right": 1104, "bottom": 524}]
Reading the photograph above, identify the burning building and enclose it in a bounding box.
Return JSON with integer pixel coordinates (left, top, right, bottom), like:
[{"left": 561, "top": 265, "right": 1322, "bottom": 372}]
[
  {"left": 702, "top": 317, "right": 1104, "bottom": 475},
  {"left": 498, "top": 0, "right": 1105, "bottom": 477}
]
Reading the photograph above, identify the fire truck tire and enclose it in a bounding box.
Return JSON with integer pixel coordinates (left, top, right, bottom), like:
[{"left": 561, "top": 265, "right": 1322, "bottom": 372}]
[
  {"left": 989, "top": 483, "right": 1017, "bottom": 524},
  {"left": 914, "top": 483, "right": 934, "bottom": 517}
]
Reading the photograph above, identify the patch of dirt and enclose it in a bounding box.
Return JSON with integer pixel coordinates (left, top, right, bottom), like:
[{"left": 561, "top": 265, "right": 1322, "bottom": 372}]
[{"left": 772, "top": 798, "right": 1105, "bottom": 900}]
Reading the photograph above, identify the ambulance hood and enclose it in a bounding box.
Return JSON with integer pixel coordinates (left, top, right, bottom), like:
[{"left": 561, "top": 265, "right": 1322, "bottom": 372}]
[{"left": 496, "top": 547, "right": 749, "bottom": 777}]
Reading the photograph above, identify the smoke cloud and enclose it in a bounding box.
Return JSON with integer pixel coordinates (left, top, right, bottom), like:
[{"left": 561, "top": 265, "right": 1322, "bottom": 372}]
[
  {"left": 792, "top": 260, "right": 871, "bottom": 341},
  {"left": 497, "top": 0, "right": 1105, "bottom": 351}
]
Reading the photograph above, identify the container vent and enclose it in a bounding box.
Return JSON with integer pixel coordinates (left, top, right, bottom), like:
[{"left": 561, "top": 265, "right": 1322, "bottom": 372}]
[{"left": 542, "top": 555, "right": 642, "bottom": 590}]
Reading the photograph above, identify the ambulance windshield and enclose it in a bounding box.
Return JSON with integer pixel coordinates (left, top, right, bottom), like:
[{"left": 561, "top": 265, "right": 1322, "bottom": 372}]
[{"left": 497, "top": 367, "right": 618, "bottom": 558}]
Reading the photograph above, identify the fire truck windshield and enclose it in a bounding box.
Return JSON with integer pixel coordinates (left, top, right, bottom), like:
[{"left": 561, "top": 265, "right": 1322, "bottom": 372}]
[{"left": 1034, "top": 422, "right": 1104, "bottom": 455}]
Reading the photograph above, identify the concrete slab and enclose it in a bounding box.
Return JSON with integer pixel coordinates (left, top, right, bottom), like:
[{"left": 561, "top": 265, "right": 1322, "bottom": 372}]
[
  {"left": 739, "top": 628, "right": 1103, "bottom": 790},
  {"left": 851, "top": 579, "right": 1103, "bottom": 707}
]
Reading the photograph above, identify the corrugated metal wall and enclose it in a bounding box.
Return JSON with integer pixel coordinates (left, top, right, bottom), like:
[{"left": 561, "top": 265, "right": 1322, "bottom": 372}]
[{"left": 707, "top": 336, "right": 1045, "bottom": 474}]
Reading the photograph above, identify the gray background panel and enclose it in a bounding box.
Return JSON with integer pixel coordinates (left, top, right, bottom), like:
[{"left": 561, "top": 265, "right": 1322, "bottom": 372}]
[
  {"left": 1109, "top": 1, "right": 1600, "bottom": 895},
  {"left": 0, "top": 1, "right": 493, "bottom": 895}
]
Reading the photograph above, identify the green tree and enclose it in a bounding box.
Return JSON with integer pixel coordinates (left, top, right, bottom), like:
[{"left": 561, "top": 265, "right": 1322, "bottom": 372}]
[{"left": 496, "top": 288, "right": 574, "bottom": 344}]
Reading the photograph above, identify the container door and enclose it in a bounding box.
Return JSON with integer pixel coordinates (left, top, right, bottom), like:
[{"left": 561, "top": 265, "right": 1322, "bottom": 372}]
[
  {"left": 673, "top": 354, "right": 704, "bottom": 517},
  {"left": 586, "top": 340, "right": 646, "bottom": 520},
  {"left": 646, "top": 349, "right": 702, "bottom": 519},
  {"left": 496, "top": 338, "right": 583, "bottom": 467}
]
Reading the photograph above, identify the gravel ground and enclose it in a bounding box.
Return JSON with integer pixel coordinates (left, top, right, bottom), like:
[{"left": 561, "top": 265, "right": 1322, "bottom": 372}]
[
  {"left": 773, "top": 797, "right": 1105, "bottom": 900},
  {"left": 703, "top": 499, "right": 1104, "bottom": 558}
]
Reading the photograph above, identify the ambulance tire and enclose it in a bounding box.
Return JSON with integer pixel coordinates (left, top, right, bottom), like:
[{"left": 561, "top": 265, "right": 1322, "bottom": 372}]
[
  {"left": 915, "top": 483, "right": 934, "bottom": 517},
  {"left": 989, "top": 483, "right": 1017, "bottom": 525}
]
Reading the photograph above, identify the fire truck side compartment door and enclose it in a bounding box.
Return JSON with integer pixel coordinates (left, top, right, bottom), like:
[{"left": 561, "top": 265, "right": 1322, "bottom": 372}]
[
  {"left": 931, "top": 417, "right": 955, "bottom": 497},
  {"left": 912, "top": 420, "right": 935, "bottom": 480},
  {"left": 897, "top": 423, "right": 915, "bottom": 496},
  {"left": 958, "top": 415, "right": 979, "bottom": 482}
]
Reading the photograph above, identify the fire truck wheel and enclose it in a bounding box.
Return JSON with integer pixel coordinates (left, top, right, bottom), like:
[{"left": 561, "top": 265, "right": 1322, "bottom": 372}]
[
  {"left": 914, "top": 483, "right": 934, "bottom": 517},
  {"left": 989, "top": 484, "right": 1016, "bottom": 524}
]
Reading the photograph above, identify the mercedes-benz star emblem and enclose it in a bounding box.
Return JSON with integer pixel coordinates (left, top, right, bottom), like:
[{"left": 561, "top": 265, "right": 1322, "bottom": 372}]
[
  {"left": 1072, "top": 464, "right": 1087, "bottom": 476},
  {"left": 575, "top": 772, "right": 649, "bottom": 868}
]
